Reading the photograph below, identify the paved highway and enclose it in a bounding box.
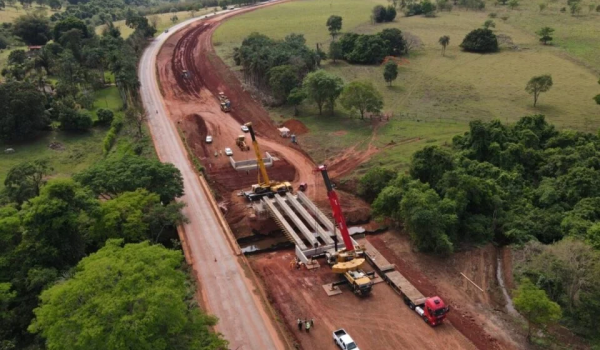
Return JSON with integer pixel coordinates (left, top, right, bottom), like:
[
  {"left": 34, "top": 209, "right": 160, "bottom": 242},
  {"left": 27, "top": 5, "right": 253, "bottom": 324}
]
[{"left": 138, "top": 8, "right": 284, "bottom": 350}]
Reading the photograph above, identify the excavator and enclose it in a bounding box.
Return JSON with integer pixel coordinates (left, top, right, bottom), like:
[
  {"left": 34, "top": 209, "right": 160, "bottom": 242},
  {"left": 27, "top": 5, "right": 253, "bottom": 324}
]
[
  {"left": 315, "top": 164, "right": 373, "bottom": 296},
  {"left": 243, "top": 122, "right": 293, "bottom": 201}
]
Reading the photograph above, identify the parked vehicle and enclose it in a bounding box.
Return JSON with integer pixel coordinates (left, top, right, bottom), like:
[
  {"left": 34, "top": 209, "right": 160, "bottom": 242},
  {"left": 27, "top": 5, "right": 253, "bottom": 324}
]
[
  {"left": 224, "top": 147, "right": 233, "bottom": 156},
  {"left": 206, "top": 135, "right": 213, "bottom": 143},
  {"left": 333, "top": 329, "right": 359, "bottom": 350},
  {"left": 241, "top": 125, "right": 249, "bottom": 132}
]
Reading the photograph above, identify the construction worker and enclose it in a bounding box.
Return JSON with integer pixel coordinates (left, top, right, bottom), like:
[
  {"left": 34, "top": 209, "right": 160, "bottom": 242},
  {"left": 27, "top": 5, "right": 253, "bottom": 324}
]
[
  {"left": 297, "top": 318, "right": 302, "bottom": 331},
  {"left": 310, "top": 318, "right": 314, "bottom": 327},
  {"left": 305, "top": 320, "right": 311, "bottom": 333}
]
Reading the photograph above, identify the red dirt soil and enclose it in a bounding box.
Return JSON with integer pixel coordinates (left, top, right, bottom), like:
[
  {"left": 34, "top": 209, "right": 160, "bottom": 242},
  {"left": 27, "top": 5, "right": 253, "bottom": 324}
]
[
  {"left": 282, "top": 119, "right": 309, "bottom": 135},
  {"left": 249, "top": 249, "right": 479, "bottom": 350}
]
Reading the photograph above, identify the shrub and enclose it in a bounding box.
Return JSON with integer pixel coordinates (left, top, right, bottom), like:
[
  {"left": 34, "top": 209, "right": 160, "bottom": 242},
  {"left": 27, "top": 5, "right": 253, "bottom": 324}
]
[
  {"left": 103, "top": 128, "right": 117, "bottom": 155},
  {"left": 96, "top": 109, "right": 114, "bottom": 125},
  {"left": 373, "top": 5, "right": 396, "bottom": 22},
  {"left": 111, "top": 113, "right": 124, "bottom": 132},
  {"left": 460, "top": 28, "right": 498, "bottom": 53}
]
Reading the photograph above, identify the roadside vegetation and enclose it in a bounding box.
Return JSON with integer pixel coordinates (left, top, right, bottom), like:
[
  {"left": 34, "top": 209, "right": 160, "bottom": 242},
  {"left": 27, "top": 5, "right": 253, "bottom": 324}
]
[{"left": 0, "top": 0, "right": 235, "bottom": 348}]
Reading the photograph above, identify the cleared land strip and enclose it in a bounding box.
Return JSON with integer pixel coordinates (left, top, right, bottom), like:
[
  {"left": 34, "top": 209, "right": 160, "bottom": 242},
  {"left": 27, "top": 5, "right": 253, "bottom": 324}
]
[{"left": 138, "top": 8, "right": 285, "bottom": 350}]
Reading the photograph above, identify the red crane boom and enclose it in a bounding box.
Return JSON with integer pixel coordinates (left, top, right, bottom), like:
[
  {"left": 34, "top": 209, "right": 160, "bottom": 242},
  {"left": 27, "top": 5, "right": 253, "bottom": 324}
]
[{"left": 316, "top": 165, "right": 354, "bottom": 252}]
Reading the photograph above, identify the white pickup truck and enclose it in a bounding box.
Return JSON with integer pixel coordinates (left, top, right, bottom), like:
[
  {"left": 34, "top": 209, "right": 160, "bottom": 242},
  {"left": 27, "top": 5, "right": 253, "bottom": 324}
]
[{"left": 333, "top": 329, "right": 360, "bottom": 350}]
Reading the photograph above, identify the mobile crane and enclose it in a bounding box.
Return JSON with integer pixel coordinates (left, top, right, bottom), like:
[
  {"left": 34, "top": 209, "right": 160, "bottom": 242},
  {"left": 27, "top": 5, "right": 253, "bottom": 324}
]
[
  {"left": 315, "top": 164, "right": 373, "bottom": 296},
  {"left": 243, "top": 122, "right": 293, "bottom": 201}
]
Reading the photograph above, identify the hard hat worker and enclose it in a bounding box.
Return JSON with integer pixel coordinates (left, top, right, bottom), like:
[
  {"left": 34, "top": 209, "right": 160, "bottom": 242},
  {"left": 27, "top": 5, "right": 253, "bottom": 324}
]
[
  {"left": 297, "top": 318, "right": 303, "bottom": 331},
  {"left": 305, "top": 320, "right": 311, "bottom": 333}
]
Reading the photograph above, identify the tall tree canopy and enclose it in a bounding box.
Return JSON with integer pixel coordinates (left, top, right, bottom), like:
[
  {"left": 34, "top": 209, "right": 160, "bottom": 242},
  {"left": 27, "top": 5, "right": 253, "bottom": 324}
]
[
  {"left": 12, "top": 13, "right": 52, "bottom": 45},
  {"left": 339, "top": 80, "right": 383, "bottom": 119},
  {"left": 326, "top": 15, "right": 342, "bottom": 40},
  {"left": 302, "top": 70, "right": 344, "bottom": 115},
  {"left": 29, "top": 240, "right": 228, "bottom": 350},
  {"left": 74, "top": 155, "right": 184, "bottom": 203},
  {"left": 0, "top": 81, "right": 49, "bottom": 142}
]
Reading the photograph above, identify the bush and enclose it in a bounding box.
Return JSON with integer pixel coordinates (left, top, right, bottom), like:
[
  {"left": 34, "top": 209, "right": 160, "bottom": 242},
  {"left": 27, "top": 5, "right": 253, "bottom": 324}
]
[
  {"left": 59, "top": 107, "right": 93, "bottom": 131},
  {"left": 96, "top": 109, "right": 114, "bottom": 125},
  {"left": 103, "top": 128, "right": 117, "bottom": 155},
  {"left": 111, "top": 113, "right": 124, "bottom": 132},
  {"left": 405, "top": 3, "right": 424, "bottom": 16},
  {"left": 460, "top": 28, "right": 498, "bottom": 53},
  {"left": 373, "top": 5, "right": 396, "bottom": 22}
]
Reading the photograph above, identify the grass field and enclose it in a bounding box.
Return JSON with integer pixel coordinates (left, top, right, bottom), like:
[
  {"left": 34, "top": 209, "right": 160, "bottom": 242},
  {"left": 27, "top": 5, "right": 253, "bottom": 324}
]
[
  {"left": 0, "top": 5, "right": 55, "bottom": 23},
  {"left": 0, "top": 86, "right": 154, "bottom": 183},
  {"left": 214, "top": 0, "right": 600, "bottom": 175}
]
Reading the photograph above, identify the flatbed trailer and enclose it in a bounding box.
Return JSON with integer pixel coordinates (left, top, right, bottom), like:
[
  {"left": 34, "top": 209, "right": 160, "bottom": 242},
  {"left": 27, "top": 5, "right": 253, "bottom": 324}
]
[{"left": 363, "top": 241, "right": 450, "bottom": 326}]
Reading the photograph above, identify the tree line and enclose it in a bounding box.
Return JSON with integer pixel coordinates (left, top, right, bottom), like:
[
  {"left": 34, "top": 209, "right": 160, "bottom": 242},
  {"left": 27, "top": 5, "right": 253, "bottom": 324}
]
[
  {"left": 360, "top": 115, "right": 600, "bottom": 341},
  {"left": 0, "top": 155, "right": 227, "bottom": 349}
]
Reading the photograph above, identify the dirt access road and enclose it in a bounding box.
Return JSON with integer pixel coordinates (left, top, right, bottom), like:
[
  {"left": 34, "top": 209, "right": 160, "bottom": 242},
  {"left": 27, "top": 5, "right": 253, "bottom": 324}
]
[{"left": 139, "top": 5, "right": 290, "bottom": 349}]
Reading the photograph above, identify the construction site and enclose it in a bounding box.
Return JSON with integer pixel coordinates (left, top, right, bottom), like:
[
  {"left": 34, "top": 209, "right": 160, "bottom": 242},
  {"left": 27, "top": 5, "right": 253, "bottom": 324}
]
[{"left": 153, "top": 8, "right": 546, "bottom": 350}]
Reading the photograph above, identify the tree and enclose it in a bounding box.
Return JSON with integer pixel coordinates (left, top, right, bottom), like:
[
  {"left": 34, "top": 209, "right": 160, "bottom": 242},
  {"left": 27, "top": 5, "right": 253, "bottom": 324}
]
[
  {"left": 514, "top": 278, "right": 562, "bottom": 342},
  {"left": 0, "top": 35, "right": 8, "bottom": 50},
  {"left": 90, "top": 189, "right": 187, "bottom": 248},
  {"left": 421, "top": 0, "right": 436, "bottom": 16},
  {"left": 525, "top": 74, "right": 553, "bottom": 107},
  {"left": 4, "top": 159, "right": 52, "bottom": 205},
  {"left": 346, "top": 34, "right": 388, "bottom": 64},
  {"left": 385, "top": 5, "right": 397, "bottom": 20},
  {"left": 358, "top": 167, "right": 396, "bottom": 202},
  {"left": 508, "top": 0, "right": 519, "bottom": 9},
  {"left": 460, "top": 28, "right": 498, "bottom": 53},
  {"left": 29, "top": 240, "right": 228, "bottom": 350},
  {"left": 171, "top": 14, "right": 179, "bottom": 23},
  {"left": 19, "top": 179, "right": 98, "bottom": 269},
  {"left": 339, "top": 81, "right": 384, "bottom": 119},
  {"left": 8, "top": 49, "right": 27, "bottom": 65},
  {"left": 302, "top": 70, "right": 344, "bottom": 115},
  {"left": 329, "top": 41, "right": 343, "bottom": 63},
  {"left": 383, "top": 61, "right": 398, "bottom": 86},
  {"left": 438, "top": 35, "right": 450, "bottom": 56},
  {"left": 536, "top": 27, "right": 554, "bottom": 45},
  {"left": 378, "top": 28, "right": 405, "bottom": 56},
  {"left": 287, "top": 87, "right": 306, "bottom": 116},
  {"left": 372, "top": 5, "right": 387, "bottom": 22},
  {"left": 96, "top": 108, "right": 114, "bottom": 125},
  {"left": 12, "top": 13, "right": 51, "bottom": 45},
  {"left": 48, "top": 0, "right": 60, "bottom": 10},
  {"left": 268, "top": 65, "right": 300, "bottom": 103},
  {"left": 0, "top": 81, "right": 48, "bottom": 142},
  {"left": 326, "top": 15, "right": 342, "bottom": 40},
  {"left": 74, "top": 154, "right": 184, "bottom": 203},
  {"left": 410, "top": 145, "right": 454, "bottom": 187},
  {"left": 53, "top": 16, "right": 89, "bottom": 42},
  {"left": 483, "top": 19, "right": 495, "bottom": 29}
]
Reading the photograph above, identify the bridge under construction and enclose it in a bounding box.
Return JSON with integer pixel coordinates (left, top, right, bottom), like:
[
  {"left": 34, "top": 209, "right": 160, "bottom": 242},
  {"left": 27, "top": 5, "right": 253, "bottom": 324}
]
[{"left": 253, "top": 191, "right": 358, "bottom": 267}]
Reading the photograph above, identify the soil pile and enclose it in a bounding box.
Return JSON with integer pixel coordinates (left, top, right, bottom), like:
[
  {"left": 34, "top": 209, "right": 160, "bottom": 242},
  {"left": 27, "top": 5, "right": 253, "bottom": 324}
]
[{"left": 282, "top": 119, "right": 309, "bottom": 135}]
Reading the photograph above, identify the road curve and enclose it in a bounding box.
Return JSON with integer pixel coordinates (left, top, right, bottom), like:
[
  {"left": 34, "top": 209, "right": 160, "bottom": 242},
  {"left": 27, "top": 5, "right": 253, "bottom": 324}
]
[{"left": 138, "top": 7, "right": 285, "bottom": 350}]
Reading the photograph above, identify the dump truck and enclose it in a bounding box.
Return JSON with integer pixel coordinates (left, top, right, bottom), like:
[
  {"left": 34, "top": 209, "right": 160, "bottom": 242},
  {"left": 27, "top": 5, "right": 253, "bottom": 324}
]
[
  {"left": 315, "top": 164, "right": 373, "bottom": 296},
  {"left": 243, "top": 122, "right": 292, "bottom": 201},
  {"left": 333, "top": 329, "right": 360, "bottom": 350},
  {"left": 235, "top": 135, "right": 250, "bottom": 151},
  {"left": 218, "top": 92, "right": 231, "bottom": 112}
]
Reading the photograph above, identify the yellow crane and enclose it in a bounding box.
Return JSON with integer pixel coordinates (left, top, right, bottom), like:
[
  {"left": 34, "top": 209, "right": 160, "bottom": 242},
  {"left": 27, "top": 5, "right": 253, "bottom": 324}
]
[{"left": 244, "top": 122, "right": 292, "bottom": 200}]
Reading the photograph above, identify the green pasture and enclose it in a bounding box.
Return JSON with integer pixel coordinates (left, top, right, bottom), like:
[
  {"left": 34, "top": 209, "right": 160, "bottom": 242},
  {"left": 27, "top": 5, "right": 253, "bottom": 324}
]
[{"left": 214, "top": 0, "right": 600, "bottom": 175}]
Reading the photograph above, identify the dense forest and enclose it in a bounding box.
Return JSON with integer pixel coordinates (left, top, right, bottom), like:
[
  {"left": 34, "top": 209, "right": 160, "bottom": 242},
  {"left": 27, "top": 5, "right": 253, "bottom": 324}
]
[{"left": 361, "top": 115, "right": 600, "bottom": 340}]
